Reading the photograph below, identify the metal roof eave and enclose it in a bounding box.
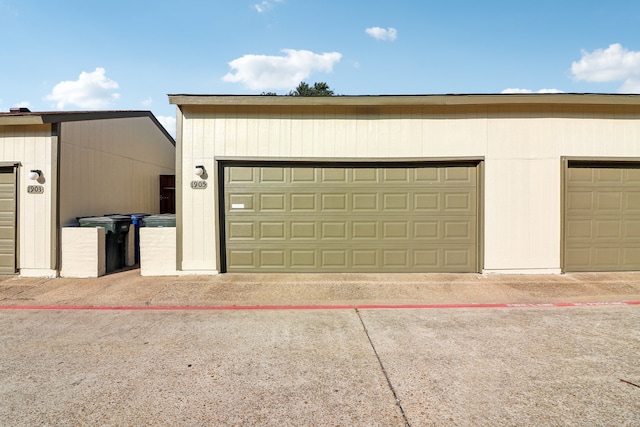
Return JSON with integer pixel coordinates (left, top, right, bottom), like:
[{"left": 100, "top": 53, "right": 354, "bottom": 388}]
[
  {"left": 0, "top": 111, "right": 175, "bottom": 146},
  {"left": 168, "top": 93, "right": 640, "bottom": 108}
]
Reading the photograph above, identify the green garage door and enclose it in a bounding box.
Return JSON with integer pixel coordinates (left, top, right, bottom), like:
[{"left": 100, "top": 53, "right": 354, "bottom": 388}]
[
  {"left": 0, "top": 167, "right": 16, "bottom": 274},
  {"left": 223, "top": 163, "right": 478, "bottom": 273},
  {"left": 565, "top": 162, "right": 640, "bottom": 272}
]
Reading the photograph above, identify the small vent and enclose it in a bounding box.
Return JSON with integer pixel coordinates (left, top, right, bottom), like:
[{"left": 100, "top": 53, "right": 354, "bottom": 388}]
[{"left": 9, "top": 107, "right": 31, "bottom": 113}]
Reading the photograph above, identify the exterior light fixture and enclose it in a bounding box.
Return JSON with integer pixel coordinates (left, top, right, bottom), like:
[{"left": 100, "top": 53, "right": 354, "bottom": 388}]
[
  {"left": 28, "top": 169, "right": 42, "bottom": 180},
  {"left": 194, "top": 165, "right": 205, "bottom": 176}
]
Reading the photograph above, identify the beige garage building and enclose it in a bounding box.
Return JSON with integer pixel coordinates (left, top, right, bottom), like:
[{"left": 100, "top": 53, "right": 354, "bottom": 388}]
[
  {"left": 0, "top": 109, "right": 175, "bottom": 277},
  {"left": 169, "top": 93, "right": 640, "bottom": 275}
]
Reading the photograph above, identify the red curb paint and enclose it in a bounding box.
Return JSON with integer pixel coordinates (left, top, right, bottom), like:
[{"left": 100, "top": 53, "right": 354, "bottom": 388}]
[{"left": 0, "top": 301, "right": 638, "bottom": 311}]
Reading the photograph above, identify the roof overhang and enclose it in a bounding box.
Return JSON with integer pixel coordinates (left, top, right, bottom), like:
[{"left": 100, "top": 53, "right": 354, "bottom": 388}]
[
  {"left": 0, "top": 110, "right": 152, "bottom": 126},
  {"left": 0, "top": 110, "right": 175, "bottom": 145},
  {"left": 169, "top": 93, "right": 640, "bottom": 108}
]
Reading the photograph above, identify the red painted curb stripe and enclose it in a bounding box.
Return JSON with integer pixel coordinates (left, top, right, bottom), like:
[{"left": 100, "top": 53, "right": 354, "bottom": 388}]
[{"left": 0, "top": 301, "right": 638, "bottom": 311}]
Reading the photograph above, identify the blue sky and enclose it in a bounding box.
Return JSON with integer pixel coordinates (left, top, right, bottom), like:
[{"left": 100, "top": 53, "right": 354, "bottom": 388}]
[{"left": 2, "top": 0, "right": 640, "bottom": 136}]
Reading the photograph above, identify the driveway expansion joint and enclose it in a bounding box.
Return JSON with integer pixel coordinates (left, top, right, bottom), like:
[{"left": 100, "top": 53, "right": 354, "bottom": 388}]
[{"left": 356, "top": 309, "right": 411, "bottom": 427}]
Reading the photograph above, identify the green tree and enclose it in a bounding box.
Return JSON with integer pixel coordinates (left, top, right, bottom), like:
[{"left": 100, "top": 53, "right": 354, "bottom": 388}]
[{"left": 288, "top": 81, "right": 335, "bottom": 96}]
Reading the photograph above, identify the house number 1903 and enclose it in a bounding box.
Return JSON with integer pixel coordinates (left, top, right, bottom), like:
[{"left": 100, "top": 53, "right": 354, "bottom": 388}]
[
  {"left": 190, "top": 180, "right": 208, "bottom": 189},
  {"left": 27, "top": 185, "right": 44, "bottom": 194}
]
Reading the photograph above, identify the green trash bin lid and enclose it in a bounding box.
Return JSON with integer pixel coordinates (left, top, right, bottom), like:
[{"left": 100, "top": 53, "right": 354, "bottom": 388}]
[
  {"left": 142, "top": 214, "right": 176, "bottom": 227},
  {"left": 78, "top": 216, "right": 131, "bottom": 234}
]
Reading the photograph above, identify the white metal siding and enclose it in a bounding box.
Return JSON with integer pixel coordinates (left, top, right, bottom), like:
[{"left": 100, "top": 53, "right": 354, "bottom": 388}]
[
  {"left": 178, "top": 104, "right": 640, "bottom": 274},
  {"left": 0, "top": 124, "right": 56, "bottom": 274},
  {"left": 59, "top": 117, "right": 175, "bottom": 225}
]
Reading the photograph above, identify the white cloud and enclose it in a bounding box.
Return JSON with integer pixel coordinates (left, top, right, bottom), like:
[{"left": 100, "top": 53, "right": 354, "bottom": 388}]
[
  {"left": 223, "top": 49, "right": 342, "bottom": 91},
  {"left": 142, "top": 97, "right": 153, "bottom": 107},
  {"left": 15, "top": 101, "right": 32, "bottom": 108},
  {"left": 45, "top": 67, "right": 120, "bottom": 109},
  {"left": 619, "top": 79, "right": 640, "bottom": 93},
  {"left": 254, "top": 0, "right": 283, "bottom": 13},
  {"left": 365, "top": 27, "right": 397, "bottom": 41},
  {"left": 156, "top": 115, "right": 176, "bottom": 138},
  {"left": 571, "top": 43, "right": 640, "bottom": 93},
  {"left": 501, "top": 88, "right": 564, "bottom": 94}
]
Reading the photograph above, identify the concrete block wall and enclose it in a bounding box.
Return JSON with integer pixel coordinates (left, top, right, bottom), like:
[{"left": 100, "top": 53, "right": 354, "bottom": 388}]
[
  {"left": 140, "top": 227, "right": 178, "bottom": 276},
  {"left": 60, "top": 227, "right": 106, "bottom": 278}
]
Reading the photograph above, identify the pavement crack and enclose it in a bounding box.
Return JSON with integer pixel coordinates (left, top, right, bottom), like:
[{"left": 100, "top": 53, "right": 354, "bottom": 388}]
[
  {"left": 356, "top": 309, "right": 410, "bottom": 427},
  {"left": 145, "top": 282, "right": 171, "bottom": 306}
]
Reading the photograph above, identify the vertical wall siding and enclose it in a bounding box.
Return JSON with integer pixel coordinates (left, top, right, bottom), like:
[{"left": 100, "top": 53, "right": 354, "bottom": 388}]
[
  {"left": 0, "top": 124, "right": 55, "bottom": 272},
  {"left": 179, "top": 104, "right": 640, "bottom": 273},
  {"left": 59, "top": 117, "right": 175, "bottom": 225}
]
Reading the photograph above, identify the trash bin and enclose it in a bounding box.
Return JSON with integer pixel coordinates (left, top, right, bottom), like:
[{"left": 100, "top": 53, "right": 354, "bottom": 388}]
[
  {"left": 129, "top": 213, "right": 149, "bottom": 264},
  {"left": 142, "top": 214, "right": 176, "bottom": 228},
  {"left": 78, "top": 215, "right": 132, "bottom": 273}
]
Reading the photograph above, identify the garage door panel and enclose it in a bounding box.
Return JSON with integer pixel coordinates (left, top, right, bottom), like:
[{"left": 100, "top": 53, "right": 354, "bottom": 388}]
[
  {"left": 228, "top": 167, "right": 255, "bottom": 183},
  {"left": 227, "top": 243, "right": 477, "bottom": 272},
  {"left": 291, "top": 250, "right": 315, "bottom": 267},
  {"left": 352, "top": 193, "right": 378, "bottom": 211},
  {"left": 228, "top": 222, "right": 254, "bottom": 240},
  {"left": 260, "top": 222, "right": 285, "bottom": 239},
  {"left": 291, "top": 167, "right": 316, "bottom": 182},
  {"left": 260, "top": 168, "right": 285, "bottom": 182},
  {"left": 596, "top": 169, "right": 624, "bottom": 183},
  {"left": 567, "top": 219, "right": 592, "bottom": 239},
  {"left": 352, "top": 169, "right": 377, "bottom": 183},
  {"left": 625, "top": 192, "right": 640, "bottom": 210},
  {"left": 414, "top": 221, "right": 439, "bottom": 239},
  {"left": 225, "top": 164, "right": 478, "bottom": 272},
  {"left": 291, "top": 222, "right": 316, "bottom": 239},
  {"left": 565, "top": 163, "right": 640, "bottom": 272},
  {"left": 596, "top": 192, "right": 623, "bottom": 211},
  {"left": 626, "top": 169, "right": 640, "bottom": 182},
  {"left": 623, "top": 248, "right": 640, "bottom": 266},
  {"left": 0, "top": 169, "right": 16, "bottom": 274},
  {"left": 594, "top": 247, "right": 620, "bottom": 266},
  {"left": 322, "top": 250, "right": 347, "bottom": 267},
  {"left": 260, "top": 194, "right": 285, "bottom": 211},
  {"left": 567, "top": 167, "right": 593, "bottom": 183},
  {"left": 444, "top": 221, "right": 473, "bottom": 239},
  {"left": 382, "top": 222, "right": 408, "bottom": 239},
  {"left": 444, "top": 167, "right": 475, "bottom": 183},
  {"left": 0, "top": 199, "right": 15, "bottom": 212},
  {"left": 352, "top": 222, "right": 377, "bottom": 239},
  {"left": 382, "top": 250, "right": 409, "bottom": 267},
  {"left": 382, "top": 193, "right": 409, "bottom": 211},
  {"left": 625, "top": 220, "right": 640, "bottom": 238},
  {"left": 261, "top": 250, "right": 285, "bottom": 267},
  {"left": 321, "top": 222, "right": 347, "bottom": 240},
  {"left": 321, "top": 194, "right": 347, "bottom": 211},
  {"left": 229, "top": 194, "right": 254, "bottom": 211},
  {"left": 567, "top": 192, "right": 593, "bottom": 213},
  {"left": 353, "top": 250, "right": 377, "bottom": 268},
  {"left": 382, "top": 168, "right": 410, "bottom": 183},
  {"left": 445, "top": 192, "right": 474, "bottom": 211},
  {"left": 291, "top": 194, "right": 316, "bottom": 211},
  {"left": 321, "top": 168, "right": 347, "bottom": 182},
  {"left": 595, "top": 220, "right": 621, "bottom": 239}
]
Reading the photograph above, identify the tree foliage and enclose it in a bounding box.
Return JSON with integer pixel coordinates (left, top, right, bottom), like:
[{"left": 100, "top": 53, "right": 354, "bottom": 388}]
[
  {"left": 288, "top": 81, "right": 335, "bottom": 96},
  {"left": 260, "top": 82, "right": 336, "bottom": 96}
]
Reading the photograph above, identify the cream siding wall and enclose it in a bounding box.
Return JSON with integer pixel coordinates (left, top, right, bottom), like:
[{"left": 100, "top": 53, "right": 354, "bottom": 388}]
[
  {"left": 178, "top": 104, "right": 640, "bottom": 274},
  {"left": 0, "top": 124, "right": 57, "bottom": 275},
  {"left": 59, "top": 116, "right": 175, "bottom": 225}
]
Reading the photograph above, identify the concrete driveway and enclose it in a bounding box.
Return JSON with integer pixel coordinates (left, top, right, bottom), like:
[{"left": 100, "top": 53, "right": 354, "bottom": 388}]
[{"left": 1, "top": 271, "right": 639, "bottom": 426}]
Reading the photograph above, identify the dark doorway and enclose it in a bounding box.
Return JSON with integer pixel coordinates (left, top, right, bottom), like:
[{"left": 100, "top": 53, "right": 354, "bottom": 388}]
[{"left": 159, "top": 175, "right": 175, "bottom": 214}]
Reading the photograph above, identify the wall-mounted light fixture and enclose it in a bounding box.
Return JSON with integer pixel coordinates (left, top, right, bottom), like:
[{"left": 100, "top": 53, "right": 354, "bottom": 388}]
[
  {"left": 28, "top": 169, "right": 42, "bottom": 180},
  {"left": 194, "top": 165, "right": 205, "bottom": 176}
]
